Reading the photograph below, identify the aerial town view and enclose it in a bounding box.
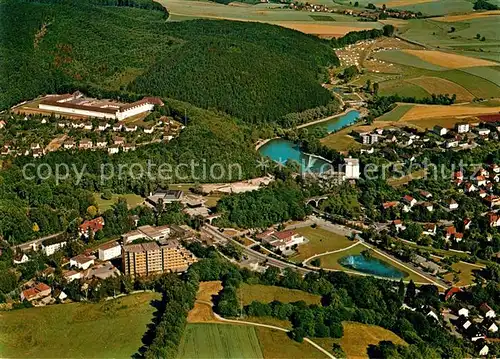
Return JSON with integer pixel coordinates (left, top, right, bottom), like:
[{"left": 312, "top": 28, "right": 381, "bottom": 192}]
[{"left": 1, "top": 0, "right": 500, "bottom": 358}]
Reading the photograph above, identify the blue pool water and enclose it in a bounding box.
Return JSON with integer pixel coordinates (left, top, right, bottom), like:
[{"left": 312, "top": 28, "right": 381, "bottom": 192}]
[
  {"left": 308, "top": 110, "right": 360, "bottom": 134},
  {"left": 258, "top": 110, "right": 360, "bottom": 173},
  {"left": 339, "top": 255, "right": 407, "bottom": 279},
  {"left": 258, "top": 139, "right": 332, "bottom": 172}
]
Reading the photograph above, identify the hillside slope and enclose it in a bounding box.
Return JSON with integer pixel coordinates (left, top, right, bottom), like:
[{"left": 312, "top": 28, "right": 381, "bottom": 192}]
[{"left": 0, "top": 0, "right": 339, "bottom": 124}]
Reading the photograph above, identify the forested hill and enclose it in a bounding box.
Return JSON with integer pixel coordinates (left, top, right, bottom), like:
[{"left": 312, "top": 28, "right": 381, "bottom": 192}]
[{"left": 0, "top": 0, "right": 339, "bottom": 124}]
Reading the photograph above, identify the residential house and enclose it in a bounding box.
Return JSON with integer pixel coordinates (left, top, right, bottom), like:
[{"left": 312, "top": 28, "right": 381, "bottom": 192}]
[
  {"left": 113, "top": 137, "right": 125, "bottom": 146},
  {"left": 420, "top": 190, "right": 432, "bottom": 199},
  {"left": 63, "top": 270, "right": 82, "bottom": 282},
  {"left": 0, "top": 120, "right": 6, "bottom": 129},
  {"left": 124, "top": 124, "right": 138, "bottom": 132},
  {"left": 32, "top": 148, "right": 44, "bottom": 158},
  {"left": 20, "top": 282, "right": 51, "bottom": 302},
  {"left": 392, "top": 220, "right": 405, "bottom": 232},
  {"left": 97, "top": 122, "right": 109, "bottom": 131},
  {"left": 480, "top": 303, "right": 496, "bottom": 318},
  {"left": 467, "top": 326, "right": 486, "bottom": 342},
  {"left": 69, "top": 254, "right": 95, "bottom": 270},
  {"left": 482, "top": 318, "right": 498, "bottom": 333},
  {"left": 402, "top": 195, "right": 417, "bottom": 211},
  {"left": 433, "top": 125, "right": 448, "bottom": 136},
  {"left": 455, "top": 122, "right": 470, "bottom": 134},
  {"left": 95, "top": 139, "right": 107, "bottom": 148},
  {"left": 13, "top": 253, "right": 29, "bottom": 264},
  {"left": 444, "top": 287, "right": 462, "bottom": 301},
  {"left": 382, "top": 201, "right": 399, "bottom": 210},
  {"left": 41, "top": 238, "right": 67, "bottom": 256},
  {"left": 464, "top": 218, "right": 472, "bottom": 230},
  {"left": 478, "top": 342, "right": 489, "bottom": 356},
  {"left": 454, "top": 232, "right": 464, "bottom": 242},
  {"left": 487, "top": 213, "right": 500, "bottom": 227},
  {"left": 30, "top": 143, "right": 41, "bottom": 150},
  {"left": 78, "top": 217, "right": 105, "bottom": 238},
  {"left": 423, "top": 223, "right": 437, "bottom": 236},
  {"left": 112, "top": 122, "right": 123, "bottom": 131},
  {"left": 122, "top": 143, "right": 136, "bottom": 152},
  {"left": 445, "top": 199, "right": 459, "bottom": 211},
  {"left": 108, "top": 145, "right": 120, "bottom": 154},
  {"left": 476, "top": 128, "right": 491, "bottom": 137},
  {"left": 63, "top": 140, "right": 75, "bottom": 149},
  {"left": 444, "top": 226, "right": 456, "bottom": 241},
  {"left": 143, "top": 125, "right": 155, "bottom": 134},
  {"left": 79, "top": 139, "right": 93, "bottom": 149},
  {"left": 83, "top": 122, "right": 93, "bottom": 130},
  {"left": 490, "top": 164, "right": 500, "bottom": 174},
  {"left": 458, "top": 308, "right": 469, "bottom": 317},
  {"left": 421, "top": 202, "right": 434, "bottom": 212},
  {"left": 98, "top": 241, "right": 121, "bottom": 261},
  {"left": 474, "top": 176, "right": 487, "bottom": 187},
  {"left": 426, "top": 310, "right": 439, "bottom": 321},
  {"left": 464, "top": 183, "right": 477, "bottom": 193},
  {"left": 484, "top": 195, "right": 500, "bottom": 208},
  {"left": 446, "top": 140, "right": 459, "bottom": 149}
]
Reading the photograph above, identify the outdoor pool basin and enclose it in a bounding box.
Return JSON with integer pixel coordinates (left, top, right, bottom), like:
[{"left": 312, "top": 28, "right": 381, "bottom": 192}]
[{"left": 339, "top": 255, "right": 407, "bottom": 279}]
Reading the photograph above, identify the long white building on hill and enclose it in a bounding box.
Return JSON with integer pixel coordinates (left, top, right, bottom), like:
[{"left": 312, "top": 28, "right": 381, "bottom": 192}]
[{"left": 37, "top": 92, "right": 163, "bottom": 120}]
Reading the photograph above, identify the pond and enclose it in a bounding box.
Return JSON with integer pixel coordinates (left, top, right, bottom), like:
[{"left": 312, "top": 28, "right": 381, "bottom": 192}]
[
  {"left": 339, "top": 254, "right": 407, "bottom": 279},
  {"left": 257, "top": 110, "right": 360, "bottom": 173}
]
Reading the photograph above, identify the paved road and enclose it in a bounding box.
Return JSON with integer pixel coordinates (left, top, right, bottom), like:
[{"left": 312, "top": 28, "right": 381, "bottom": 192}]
[{"left": 202, "top": 225, "right": 311, "bottom": 275}]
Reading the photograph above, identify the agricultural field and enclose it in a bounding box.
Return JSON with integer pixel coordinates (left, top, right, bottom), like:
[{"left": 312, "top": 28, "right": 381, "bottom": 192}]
[
  {"left": 178, "top": 323, "right": 328, "bottom": 359},
  {"left": 406, "top": 76, "right": 475, "bottom": 101},
  {"left": 237, "top": 283, "right": 322, "bottom": 306},
  {"left": 315, "top": 322, "right": 407, "bottom": 359},
  {"left": 398, "top": 17, "right": 500, "bottom": 61},
  {"left": 376, "top": 104, "right": 414, "bottom": 121},
  {"left": 0, "top": 293, "right": 159, "bottom": 358},
  {"left": 93, "top": 192, "right": 144, "bottom": 213},
  {"left": 177, "top": 324, "right": 264, "bottom": 359},
  {"left": 290, "top": 225, "right": 355, "bottom": 262},
  {"left": 378, "top": 79, "right": 430, "bottom": 99},
  {"left": 399, "top": 104, "right": 500, "bottom": 122},
  {"left": 160, "top": 0, "right": 382, "bottom": 36},
  {"left": 339, "top": 0, "right": 473, "bottom": 15}
]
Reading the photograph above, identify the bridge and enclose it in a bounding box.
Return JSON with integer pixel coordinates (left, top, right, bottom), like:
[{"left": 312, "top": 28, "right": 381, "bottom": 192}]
[{"left": 305, "top": 195, "right": 330, "bottom": 207}]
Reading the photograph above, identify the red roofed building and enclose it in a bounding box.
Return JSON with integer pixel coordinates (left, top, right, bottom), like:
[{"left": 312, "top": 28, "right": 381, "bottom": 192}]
[
  {"left": 20, "top": 282, "right": 51, "bottom": 302},
  {"left": 260, "top": 229, "right": 305, "bottom": 252},
  {"left": 382, "top": 201, "right": 399, "bottom": 210},
  {"left": 79, "top": 216, "right": 105, "bottom": 238},
  {"left": 444, "top": 287, "right": 462, "bottom": 301},
  {"left": 444, "top": 226, "right": 456, "bottom": 240}
]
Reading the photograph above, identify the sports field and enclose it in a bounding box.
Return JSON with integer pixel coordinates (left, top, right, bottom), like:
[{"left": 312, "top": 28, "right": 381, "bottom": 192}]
[
  {"left": 315, "top": 322, "right": 407, "bottom": 359},
  {"left": 0, "top": 293, "right": 159, "bottom": 358},
  {"left": 237, "top": 283, "right": 321, "bottom": 306},
  {"left": 93, "top": 192, "right": 144, "bottom": 213},
  {"left": 291, "top": 225, "right": 355, "bottom": 262},
  {"left": 178, "top": 324, "right": 264, "bottom": 359}
]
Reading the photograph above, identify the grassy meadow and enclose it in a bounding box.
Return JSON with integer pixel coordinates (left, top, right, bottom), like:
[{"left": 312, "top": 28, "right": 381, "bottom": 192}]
[
  {"left": 315, "top": 322, "right": 407, "bottom": 359},
  {"left": 237, "top": 283, "right": 322, "bottom": 306},
  {"left": 291, "top": 225, "right": 355, "bottom": 262},
  {"left": 93, "top": 192, "right": 144, "bottom": 213},
  {"left": 0, "top": 293, "right": 160, "bottom": 358}
]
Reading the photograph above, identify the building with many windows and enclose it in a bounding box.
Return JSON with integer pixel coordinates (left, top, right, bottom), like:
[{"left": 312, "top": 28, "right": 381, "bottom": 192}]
[{"left": 122, "top": 240, "right": 196, "bottom": 277}]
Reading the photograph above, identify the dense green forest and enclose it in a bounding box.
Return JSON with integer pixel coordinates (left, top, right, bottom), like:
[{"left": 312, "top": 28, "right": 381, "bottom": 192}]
[{"left": 0, "top": 0, "right": 338, "bottom": 124}]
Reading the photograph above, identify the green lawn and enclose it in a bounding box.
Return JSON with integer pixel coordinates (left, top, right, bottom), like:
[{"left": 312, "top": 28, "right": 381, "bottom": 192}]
[
  {"left": 93, "top": 192, "right": 144, "bottom": 213},
  {"left": 177, "top": 324, "right": 263, "bottom": 359},
  {"left": 0, "top": 293, "right": 160, "bottom": 358},
  {"left": 237, "top": 283, "right": 321, "bottom": 306},
  {"left": 291, "top": 225, "right": 355, "bottom": 262},
  {"left": 443, "top": 261, "right": 483, "bottom": 286},
  {"left": 377, "top": 104, "right": 414, "bottom": 122}
]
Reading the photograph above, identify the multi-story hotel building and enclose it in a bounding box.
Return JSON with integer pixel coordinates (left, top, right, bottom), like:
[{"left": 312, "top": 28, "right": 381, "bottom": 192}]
[{"left": 122, "top": 240, "right": 196, "bottom": 277}]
